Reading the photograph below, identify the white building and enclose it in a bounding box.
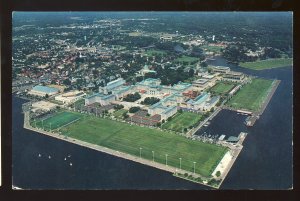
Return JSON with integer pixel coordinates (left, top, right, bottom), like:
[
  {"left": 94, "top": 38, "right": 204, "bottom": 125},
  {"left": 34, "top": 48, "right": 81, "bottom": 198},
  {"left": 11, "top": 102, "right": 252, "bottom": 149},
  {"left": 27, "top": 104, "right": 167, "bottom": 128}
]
[
  {"left": 99, "top": 78, "right": 126, "bottom": 94},
  {"left": 211, "top": 66, "right": 231, "bottom": 74},
  {"left": 85, "top": 93, "right": 116, "bottom": 106},
  {"left": 148, "top": 102, "right": 177, "bottom": 121},
  {"left": 222, "top": 71, "right": 245, "bottom": 82},
  {"left": 28, "top": 85, "right": 59, "bottom": 97},
  {"left": 55, "top": 90, "right": 86, "bottom": 105}
]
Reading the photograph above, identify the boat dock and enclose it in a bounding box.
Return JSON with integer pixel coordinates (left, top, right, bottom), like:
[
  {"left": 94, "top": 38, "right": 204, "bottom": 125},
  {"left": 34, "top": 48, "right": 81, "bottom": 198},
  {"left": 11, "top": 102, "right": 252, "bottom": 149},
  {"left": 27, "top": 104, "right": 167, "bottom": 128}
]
[{"left": 245, "top": 115, "right": 258, "bottom": 126}]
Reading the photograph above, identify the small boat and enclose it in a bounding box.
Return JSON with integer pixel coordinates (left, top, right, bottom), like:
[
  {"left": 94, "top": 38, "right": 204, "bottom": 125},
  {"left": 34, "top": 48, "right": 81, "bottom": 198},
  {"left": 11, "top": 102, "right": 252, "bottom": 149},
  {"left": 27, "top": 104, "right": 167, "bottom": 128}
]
[
  {"left": 64, "top": 157, "right": 66, "bottom": 161},
  {"left": 48, "top": 155, "right": 51, "bottom": 159},
  {"left": 68, "top": 155, "right": 71, "bottom": 158},
  {"left": 38, "top": 154, "right": 41, "bottom": 157},
  {"left": 70, "top": 163, "right": 72, "bottom": 166}
]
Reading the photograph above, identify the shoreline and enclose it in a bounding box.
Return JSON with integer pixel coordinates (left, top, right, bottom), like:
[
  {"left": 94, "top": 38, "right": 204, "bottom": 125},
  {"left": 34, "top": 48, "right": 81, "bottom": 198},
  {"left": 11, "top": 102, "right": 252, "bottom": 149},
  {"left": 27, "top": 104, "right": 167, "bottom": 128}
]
[
  {"left": 23, "top": 111, "right": 244, "bottom": 189},
  {"left": 23, "top": 112, "right": 217, "bottom": 188}
]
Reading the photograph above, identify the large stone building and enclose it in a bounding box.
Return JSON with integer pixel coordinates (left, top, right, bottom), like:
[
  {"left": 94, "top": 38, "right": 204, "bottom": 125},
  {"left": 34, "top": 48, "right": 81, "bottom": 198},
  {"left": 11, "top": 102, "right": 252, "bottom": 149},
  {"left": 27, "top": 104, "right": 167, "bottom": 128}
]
[
  {"left": 186, "top": 92, "right": 220, "bottom": 111},
  {"left": 148, "top": 102, "right": 177, "bottom": 121},
  {"left": 222, "top": 71, "right": 245, "bottom": 82},
  {"left": 99, "top": 78, "right": 126, "bottom": 94},
  {"left": 85, "top": 93, "right": 116, "bottom": 106},
  {"left": 211, "top": 66, "right": 230, "bottom": 74}
]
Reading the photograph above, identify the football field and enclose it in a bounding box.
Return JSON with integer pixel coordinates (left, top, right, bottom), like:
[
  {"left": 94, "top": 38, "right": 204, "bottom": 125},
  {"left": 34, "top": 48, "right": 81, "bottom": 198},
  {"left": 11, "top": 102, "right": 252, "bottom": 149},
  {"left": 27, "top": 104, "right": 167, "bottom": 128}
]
[
  {"left": 210, "top": 82, "right": 235, "bottom": 94},
  {"left": 162, "top": 112, "right": 203, "bottom": 132},
  {"left": 226, "top": 78, "right": 274, "bottom": 112},
  {"left": 59, "top": 114, "right": 227, "bottom": 177},
  {"left": 34, "top": 111, "right": 82, "bottom": 130}
]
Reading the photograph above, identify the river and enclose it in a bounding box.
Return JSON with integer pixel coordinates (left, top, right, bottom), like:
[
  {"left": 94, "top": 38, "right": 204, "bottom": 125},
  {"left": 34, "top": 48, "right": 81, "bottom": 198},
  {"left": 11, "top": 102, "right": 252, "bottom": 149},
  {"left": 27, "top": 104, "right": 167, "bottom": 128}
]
[{"left": 12, "top": 56, "right": 293, "bottom": 189}]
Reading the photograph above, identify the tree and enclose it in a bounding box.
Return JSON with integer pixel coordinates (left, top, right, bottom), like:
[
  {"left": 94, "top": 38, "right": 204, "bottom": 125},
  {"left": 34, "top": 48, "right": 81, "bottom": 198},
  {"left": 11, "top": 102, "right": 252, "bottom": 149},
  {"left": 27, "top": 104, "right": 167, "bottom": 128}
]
[
  {"left": 114, "top": 104, "right": 124, "bottom": 110},
  {"left": 216, "top": 171, "right": 221, "bottom": 177},
  {"left": 141, "top": 97, "right": 160, "bottom": 105},
  {"left": 45, "top": 94, "right": 49, "bottom": 98},
  {"left": 122, "top": 112, "right": 129, "bottom": 119},
  {"left": 63, "top": 78, "right": 71, "bottom": 86},
  {"left": 156, "top": 122, "right": 161, "bottom": 127},
  {"left": 183, "top": 128, "right": 188, "bottom": 132},
  {"left": 189, "top": 69, "right": 195, "bottom": 77},
  {"left": 178, "top": 109, "right": 183, "bottom": 113},
  {"left": 200, "top": 62, "right": 208, "bottom": 67},
  {"left": 144, "top": 72, "right": 157, "bottom": 79},
  {"left": 123, "top": 92, "right": 141, "bottom": 102},
  {"left": 129, "top": 107, "right": 140, "bottom": 113},
  {"left": 162, "top": 119, "right": 165, "bottom": 124}
]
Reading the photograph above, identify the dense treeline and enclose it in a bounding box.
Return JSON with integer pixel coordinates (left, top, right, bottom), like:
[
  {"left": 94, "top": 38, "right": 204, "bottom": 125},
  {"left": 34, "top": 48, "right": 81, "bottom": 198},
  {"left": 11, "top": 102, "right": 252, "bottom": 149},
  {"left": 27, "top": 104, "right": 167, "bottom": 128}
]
[
  {"left": 141, "top": 97, "right": 160, "bottom": 105},
  {"left": 123, "top": 92, "right": 141, "bottom": 102}
]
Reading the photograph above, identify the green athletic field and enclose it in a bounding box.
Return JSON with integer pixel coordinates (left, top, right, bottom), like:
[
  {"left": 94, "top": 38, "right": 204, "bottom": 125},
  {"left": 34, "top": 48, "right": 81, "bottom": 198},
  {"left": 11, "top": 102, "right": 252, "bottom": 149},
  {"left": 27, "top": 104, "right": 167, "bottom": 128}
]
[
  {"left": 175, "top": 56, "right": 199, "bottom": 64},
  {"left": 226, "top": 78, "right": 274, "bottom": 112},
  {"left": 60, "top": 115, "right": 227, "bottom": 177},
  {"left": 162, "top": 112, "right": 203, "bottom": 132},
  {"left": 34, "top": 111, "right": 82, "bottom": 130},
  {"left": 200, "top": 45, "right": 223, "bottom": 53},
  {"left": 113, "top": 109, "right": 127, "bottom": 119},
  {"left": 145, "top": 50, "right": 167, "bottom": 56},
  {"left": 210, "top": 82, "right": 235, "bottom": 94},
  {"left": 239, "top": 58, "right": 292, "bottom": 70}
]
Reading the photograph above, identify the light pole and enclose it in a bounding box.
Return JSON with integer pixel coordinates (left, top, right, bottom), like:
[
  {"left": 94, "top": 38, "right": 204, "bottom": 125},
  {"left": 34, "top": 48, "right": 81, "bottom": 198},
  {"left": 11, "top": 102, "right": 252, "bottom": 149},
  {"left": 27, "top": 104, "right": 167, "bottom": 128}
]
[
  {"left": 140, "top": 147, "right": 142, "bottom": 158},
  {"left": 193, "top": 162, "right": 196, "bottom": 175},
  {"left": 165, "top": 154, "right": 168, "bottom": 166},
  {"left": 179, "top": 158, "right": 182, "bottom": 170},
  {"left": 152, "top": 151, "right": 154, "bottom": 162}
]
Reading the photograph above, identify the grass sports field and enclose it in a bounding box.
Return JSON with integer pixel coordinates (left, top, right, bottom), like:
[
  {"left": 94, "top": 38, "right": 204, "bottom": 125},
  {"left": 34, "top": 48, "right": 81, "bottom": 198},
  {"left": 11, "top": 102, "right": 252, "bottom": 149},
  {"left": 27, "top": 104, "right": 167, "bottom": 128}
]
[
  {"left": 57, "top": 114, "right": 226, "bottom": 177},
  {"left": 162, "top": 112, "right": 202, "bottom": 132},
  {"left": 200, "top": 45, "right": 223, "bottom": 53},
  {"left": 210, "top": 82, "right": 235, "bottom": 94},
  {"left": 239, "top": 58, "right": 292, "bottom": 70},
  {"left": 145, "top": 50, "right": 167, "bottom": 56},
  {"left": 34, "top": 111, "right": 81, "bottom": 130},
  {"left": 113, "top": 109, "right": 127, "bottom": 119},
  {"left": 175, "top": 56, "right": 199, "bottom": 64},
  {"left": 226, "top": 78, "right": 274, "bottom": 112}
]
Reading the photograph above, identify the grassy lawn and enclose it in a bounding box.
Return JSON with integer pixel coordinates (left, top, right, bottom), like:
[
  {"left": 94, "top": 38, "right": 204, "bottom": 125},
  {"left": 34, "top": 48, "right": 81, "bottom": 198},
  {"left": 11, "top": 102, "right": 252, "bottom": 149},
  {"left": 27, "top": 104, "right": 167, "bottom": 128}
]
[
  {"left": 200, "top": 45, "right": 223, "bottom": 53},
  {"left": 239, "top": 58, "right": 293, "bottom": 70},
  {"left": 162, "top": 112, "right": 203, "bottom": 132},
  {"left": 113, "top": 109, "right": 127, "bottom": 119},
  {"left": 175, "top": 55, "right": 199, "bottom": 64},
  {"left": 145, "top": 50, "right": 167, "bottom": 56},
  {"left": 226, "top": 78, "right": 274, "bottom": 112},
  {"left": 34, "top": 111, "right": 82, "bottom": 130},
  {"left": 210, "top": 82, "right": 235, "bottom": 94},
  {"left": 58, "top": 114, "right": 227, "bottom": 177}
]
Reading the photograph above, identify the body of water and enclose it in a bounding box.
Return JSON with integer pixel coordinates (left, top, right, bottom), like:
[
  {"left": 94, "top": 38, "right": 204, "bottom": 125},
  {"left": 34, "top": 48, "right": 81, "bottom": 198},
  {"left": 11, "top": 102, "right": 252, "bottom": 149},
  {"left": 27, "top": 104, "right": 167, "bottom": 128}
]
[{"left": 12, "top": 56, "right": 293, "bottom": 189}]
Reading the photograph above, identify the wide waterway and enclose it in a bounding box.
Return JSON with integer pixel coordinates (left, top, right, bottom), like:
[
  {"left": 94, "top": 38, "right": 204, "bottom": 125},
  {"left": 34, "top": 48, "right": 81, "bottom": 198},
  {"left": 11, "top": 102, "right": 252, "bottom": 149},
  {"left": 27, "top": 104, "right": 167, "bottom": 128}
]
[{"left": 12, "top": 56, "right": 292, "bottom": 189}]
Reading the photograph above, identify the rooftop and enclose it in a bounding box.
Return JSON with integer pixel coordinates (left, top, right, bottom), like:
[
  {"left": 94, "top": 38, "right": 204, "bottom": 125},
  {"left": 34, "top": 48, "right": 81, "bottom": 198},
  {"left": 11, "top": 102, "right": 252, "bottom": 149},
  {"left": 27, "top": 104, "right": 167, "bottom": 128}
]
[{"left": 32, "top": 85, "right": 59, "bottom": 93}]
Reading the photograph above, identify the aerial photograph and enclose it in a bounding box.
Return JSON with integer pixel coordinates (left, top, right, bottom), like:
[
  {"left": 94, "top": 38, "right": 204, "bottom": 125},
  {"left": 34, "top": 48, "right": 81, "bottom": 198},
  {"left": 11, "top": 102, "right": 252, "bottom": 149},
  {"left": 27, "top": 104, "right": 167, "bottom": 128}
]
[{"left": 12, "top": 12, "right": 293, "bottom": 190}]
